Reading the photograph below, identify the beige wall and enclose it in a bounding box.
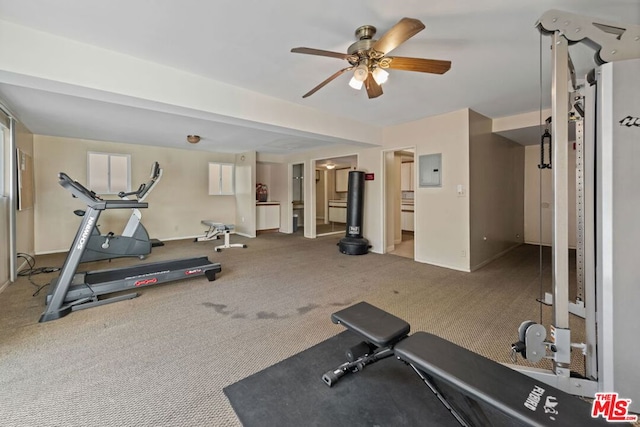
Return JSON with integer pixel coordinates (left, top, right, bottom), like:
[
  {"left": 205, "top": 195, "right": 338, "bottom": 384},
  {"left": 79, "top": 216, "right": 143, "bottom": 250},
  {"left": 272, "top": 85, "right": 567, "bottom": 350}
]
[
  {"left": 28, "top": 107, "right": 529, "bottom": 273},
  {"left": 523, "top": 144, "right": 577, "bottom": 247},
  {"left": 34, "top": 135, "right": 239, "bottom": 253},
  {"left": 234, "top": 151, "right": 256, "bottom": 237},
  {"left": 385, "top": 109, "right": 471, "bottom": 270},
  {"left": 281, "top": 108, "right": 474, "bottom": 271},
  {"left": 469, "top": 110, "right": 524, "bottom": 270},
  {"left": 382, "top": 150, "right": 402, "bottom": 251},
  {"left": 287, "top": 108, "right": 524, "bottom": 272}
]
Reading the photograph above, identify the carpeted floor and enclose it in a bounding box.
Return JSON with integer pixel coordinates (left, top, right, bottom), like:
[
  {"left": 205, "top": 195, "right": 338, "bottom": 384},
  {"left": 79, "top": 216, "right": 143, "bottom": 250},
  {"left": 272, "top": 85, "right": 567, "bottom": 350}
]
[
  {"left": 0, "top": 233, "right": 585, "bottom": 426},
  {"left": 223, "top": 330, "right": 460, "bottom": 427}
]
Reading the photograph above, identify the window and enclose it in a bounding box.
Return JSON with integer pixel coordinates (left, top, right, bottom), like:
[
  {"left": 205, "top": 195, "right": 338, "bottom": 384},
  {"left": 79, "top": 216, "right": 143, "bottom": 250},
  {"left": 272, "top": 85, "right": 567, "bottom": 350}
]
[
  {"left": 208, "top": 162, "right": 235, "bottom": 195},
  {"left": 87, "top": 152, "right": 130, "bottom": 194}
]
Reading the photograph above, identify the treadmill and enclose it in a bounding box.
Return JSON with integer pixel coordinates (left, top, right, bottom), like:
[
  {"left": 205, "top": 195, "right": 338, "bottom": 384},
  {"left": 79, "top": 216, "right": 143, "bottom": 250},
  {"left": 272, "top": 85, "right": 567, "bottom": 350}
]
[{"left": 40, "top": 172, "right": 222, "bottom": 323}]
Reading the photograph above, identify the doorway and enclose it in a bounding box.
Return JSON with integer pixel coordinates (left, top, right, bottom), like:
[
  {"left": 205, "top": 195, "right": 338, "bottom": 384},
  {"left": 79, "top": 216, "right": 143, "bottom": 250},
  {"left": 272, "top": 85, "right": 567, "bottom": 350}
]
[
  {"left": 383, "top": 148, "right": 415, "bottom": 259},
  {"left": 313, "top": 155, "right": 357, "bottom": 237}
]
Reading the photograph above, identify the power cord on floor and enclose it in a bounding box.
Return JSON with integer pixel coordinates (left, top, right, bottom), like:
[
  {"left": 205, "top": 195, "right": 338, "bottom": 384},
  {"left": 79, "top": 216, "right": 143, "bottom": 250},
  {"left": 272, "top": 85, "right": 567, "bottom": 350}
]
[{"left": 17, "top": 253, "right": 60, "bottom": 297}]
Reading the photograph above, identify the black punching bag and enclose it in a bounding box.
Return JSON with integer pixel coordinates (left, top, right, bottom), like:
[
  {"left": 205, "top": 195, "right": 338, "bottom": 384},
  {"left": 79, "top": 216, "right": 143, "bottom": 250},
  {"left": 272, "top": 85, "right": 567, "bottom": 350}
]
[{"left": 339, "top": 171, "right": 370, "bottom": 255}]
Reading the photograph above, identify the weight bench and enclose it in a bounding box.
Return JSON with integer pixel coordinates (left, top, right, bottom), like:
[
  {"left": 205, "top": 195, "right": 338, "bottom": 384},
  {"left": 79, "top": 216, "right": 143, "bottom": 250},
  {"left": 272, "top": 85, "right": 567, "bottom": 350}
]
[
  {"left": 324, "top": 301, "right": 615, "bottom": 426},
  {"left": 195, "top": 220, "right": 247, "bottom": 252}
]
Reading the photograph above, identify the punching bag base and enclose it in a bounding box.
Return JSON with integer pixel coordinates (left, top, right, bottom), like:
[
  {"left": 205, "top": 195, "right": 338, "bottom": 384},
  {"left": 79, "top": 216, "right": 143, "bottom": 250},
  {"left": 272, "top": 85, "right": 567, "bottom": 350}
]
[{"left": 338, "top": 237, "right": 370, "bottom": 255}]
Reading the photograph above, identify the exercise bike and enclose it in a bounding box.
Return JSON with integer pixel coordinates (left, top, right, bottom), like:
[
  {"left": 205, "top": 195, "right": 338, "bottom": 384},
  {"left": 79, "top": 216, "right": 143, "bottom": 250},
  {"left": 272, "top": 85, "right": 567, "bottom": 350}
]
[{"left": 75, "top": 162, "right": 163, "bottom": 263}]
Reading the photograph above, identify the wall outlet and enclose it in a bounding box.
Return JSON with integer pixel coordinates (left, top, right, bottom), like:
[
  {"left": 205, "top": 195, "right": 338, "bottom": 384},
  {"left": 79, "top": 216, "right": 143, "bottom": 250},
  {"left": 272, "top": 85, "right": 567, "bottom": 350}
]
[
  {"left": 461, "top": 250, "right": 466, "bottom": 257},
  {"left": 241, "top": 217, "right": 245, "bottom": 223}
]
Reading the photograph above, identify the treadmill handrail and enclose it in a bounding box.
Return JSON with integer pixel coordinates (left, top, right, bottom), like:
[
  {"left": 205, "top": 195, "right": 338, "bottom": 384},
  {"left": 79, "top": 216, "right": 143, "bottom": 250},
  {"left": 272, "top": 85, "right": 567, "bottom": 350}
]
[
  {"left": 137, "top": 161, "right": 163, "bottom": 201},
  {"left": 116, "top": 161, "right": 162, "bottom": 201},
  {"left": 58, "top": 172, "right": 148, "bottom": 210}
]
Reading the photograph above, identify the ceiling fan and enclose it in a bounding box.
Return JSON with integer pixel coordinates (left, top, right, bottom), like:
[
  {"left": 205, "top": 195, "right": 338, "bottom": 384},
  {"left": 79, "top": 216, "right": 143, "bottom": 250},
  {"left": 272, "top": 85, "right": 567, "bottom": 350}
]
[{"left": 291, "top": 17, "right": 451, "bottom": 99}]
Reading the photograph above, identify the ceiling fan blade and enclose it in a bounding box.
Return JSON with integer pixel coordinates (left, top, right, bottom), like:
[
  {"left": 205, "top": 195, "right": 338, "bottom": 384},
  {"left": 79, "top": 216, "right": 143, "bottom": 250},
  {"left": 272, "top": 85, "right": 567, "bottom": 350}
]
[
  {"left": 372, "top": 17, "right": 425, "bottom": 55},
  {"left": 302, "top": 67, "right": 353, "bottom": 98},
  {"left": 386, "top": 57, "right": 451, "bottom": 74},
  {"left": 291, "top": 47, "right": 351, "bottom": 60},
  {"left": 365, "top": 73, "right": 383, "bottom": 99}
]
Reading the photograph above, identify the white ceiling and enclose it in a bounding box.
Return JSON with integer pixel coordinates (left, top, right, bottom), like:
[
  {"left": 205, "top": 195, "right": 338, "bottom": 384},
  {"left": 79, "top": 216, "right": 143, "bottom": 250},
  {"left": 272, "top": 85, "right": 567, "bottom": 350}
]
[{"left": 0, "top": 0, "right": 638, "bottom": 154}]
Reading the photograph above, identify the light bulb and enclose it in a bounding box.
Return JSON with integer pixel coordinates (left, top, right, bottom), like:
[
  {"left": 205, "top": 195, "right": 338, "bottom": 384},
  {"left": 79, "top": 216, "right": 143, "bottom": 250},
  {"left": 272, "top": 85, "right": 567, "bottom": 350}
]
[
  {"left": 372, "top": 67, "right": 389, "bottom": 85},
  {"left": 349, "top": 76, "right": 363, "bottom": 90},
  {"left": 353, "top": 63, "right": 369, "bottom": 82}
]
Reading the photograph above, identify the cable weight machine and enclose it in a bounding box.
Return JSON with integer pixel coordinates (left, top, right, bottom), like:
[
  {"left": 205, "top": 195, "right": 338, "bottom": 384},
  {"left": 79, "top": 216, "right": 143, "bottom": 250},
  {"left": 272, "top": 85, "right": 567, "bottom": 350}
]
[{"left": 507, "top": 9, "right": 640, "bottom": 412}]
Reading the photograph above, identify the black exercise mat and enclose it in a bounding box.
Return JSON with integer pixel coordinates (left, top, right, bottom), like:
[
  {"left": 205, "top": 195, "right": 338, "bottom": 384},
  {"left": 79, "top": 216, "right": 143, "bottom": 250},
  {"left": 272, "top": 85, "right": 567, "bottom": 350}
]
[{"left": 223, "top": 331, "right": 459, "bottom": 427}]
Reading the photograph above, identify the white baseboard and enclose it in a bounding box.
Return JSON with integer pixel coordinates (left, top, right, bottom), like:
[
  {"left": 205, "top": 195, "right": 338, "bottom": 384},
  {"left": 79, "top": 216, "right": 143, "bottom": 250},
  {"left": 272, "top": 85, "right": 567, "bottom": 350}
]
[
  {"left": 523, "top": 240, "right": 577, "bottom": 250},
  {"left": 414, "top": 257, "right": 471, "bottom": 273},
  {"left": 470, "top": 243, "right": 522, "bottom": 272}
]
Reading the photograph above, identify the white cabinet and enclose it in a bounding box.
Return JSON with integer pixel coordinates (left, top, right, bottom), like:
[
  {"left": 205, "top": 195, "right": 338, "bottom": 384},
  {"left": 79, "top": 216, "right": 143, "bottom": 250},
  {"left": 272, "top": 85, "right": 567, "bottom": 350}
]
[
  {"left": 256, "top": 203, "right": 280, "bottom": 231},
  {"left": 401, "top": 204, "right": 414, "bottom": 231},
  {"left": 401, "top": 162, "right": 414, "bottom": 191},
  {"left": 335, "top": 168, "right": 350, "bottom": 192},
  {"left": 401, "top": 211, "right": 414, "bottom": 231},
  {"left": 328, "top": 200, "right": 347, "bottom": 223},
  {"left": 329, "top": 207, "right": 347, "bottom": 223}
]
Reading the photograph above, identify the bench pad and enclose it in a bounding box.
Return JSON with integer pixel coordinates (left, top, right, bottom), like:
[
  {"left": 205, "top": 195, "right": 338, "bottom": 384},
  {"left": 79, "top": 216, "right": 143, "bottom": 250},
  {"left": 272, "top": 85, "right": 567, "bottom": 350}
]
[
  {"left": 331, "top": 302, "right": 410, "bottom": 348},
  {"left": 201, "top": 220, "right": 234, "bottom": 231},
  {"left": 394, "top": 331, "right": 611, "bottom": 426}
]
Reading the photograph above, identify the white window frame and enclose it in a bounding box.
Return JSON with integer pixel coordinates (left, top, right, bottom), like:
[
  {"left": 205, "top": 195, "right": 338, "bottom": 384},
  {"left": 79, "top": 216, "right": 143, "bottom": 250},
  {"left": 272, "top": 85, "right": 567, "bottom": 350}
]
[
  {"left": 208, "top": 162, "right": 235, "bottom": 195},
  {"left": 87, "top": 152, "right": 131, "bottom": 195}
]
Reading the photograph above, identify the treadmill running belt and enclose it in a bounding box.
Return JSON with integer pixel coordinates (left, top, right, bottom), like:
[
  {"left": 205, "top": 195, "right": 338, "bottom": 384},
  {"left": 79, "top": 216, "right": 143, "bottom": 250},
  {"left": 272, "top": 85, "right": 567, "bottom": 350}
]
[{"left": 85, "top": 257, "right": 213, "bottom": 285}]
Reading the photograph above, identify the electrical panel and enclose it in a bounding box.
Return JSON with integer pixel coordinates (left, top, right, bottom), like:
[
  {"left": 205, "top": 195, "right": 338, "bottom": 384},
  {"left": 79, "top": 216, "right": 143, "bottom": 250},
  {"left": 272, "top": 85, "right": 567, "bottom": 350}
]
[{"left": 418, "top": 153, "right": 442, "bottom": 187}]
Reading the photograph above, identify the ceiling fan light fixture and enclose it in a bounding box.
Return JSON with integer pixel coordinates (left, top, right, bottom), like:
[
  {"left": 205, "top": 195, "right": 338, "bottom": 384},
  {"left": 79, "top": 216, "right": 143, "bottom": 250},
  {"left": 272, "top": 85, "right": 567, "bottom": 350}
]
[
  {"left": 291, "top": 18, "right": 451, "bottom": 99},
  {"left": 348, "top": 76, "right": 364, "bottom": 90},
  {"left": 372, "top": 67, "right": 389, "bottom": 85}
]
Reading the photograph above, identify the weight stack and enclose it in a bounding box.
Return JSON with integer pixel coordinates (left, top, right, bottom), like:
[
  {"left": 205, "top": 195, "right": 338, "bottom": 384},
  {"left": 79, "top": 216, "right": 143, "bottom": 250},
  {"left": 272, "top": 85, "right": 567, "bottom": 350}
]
[{"left": 339, "top": 171, "right": 370, "bottom": 255}]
